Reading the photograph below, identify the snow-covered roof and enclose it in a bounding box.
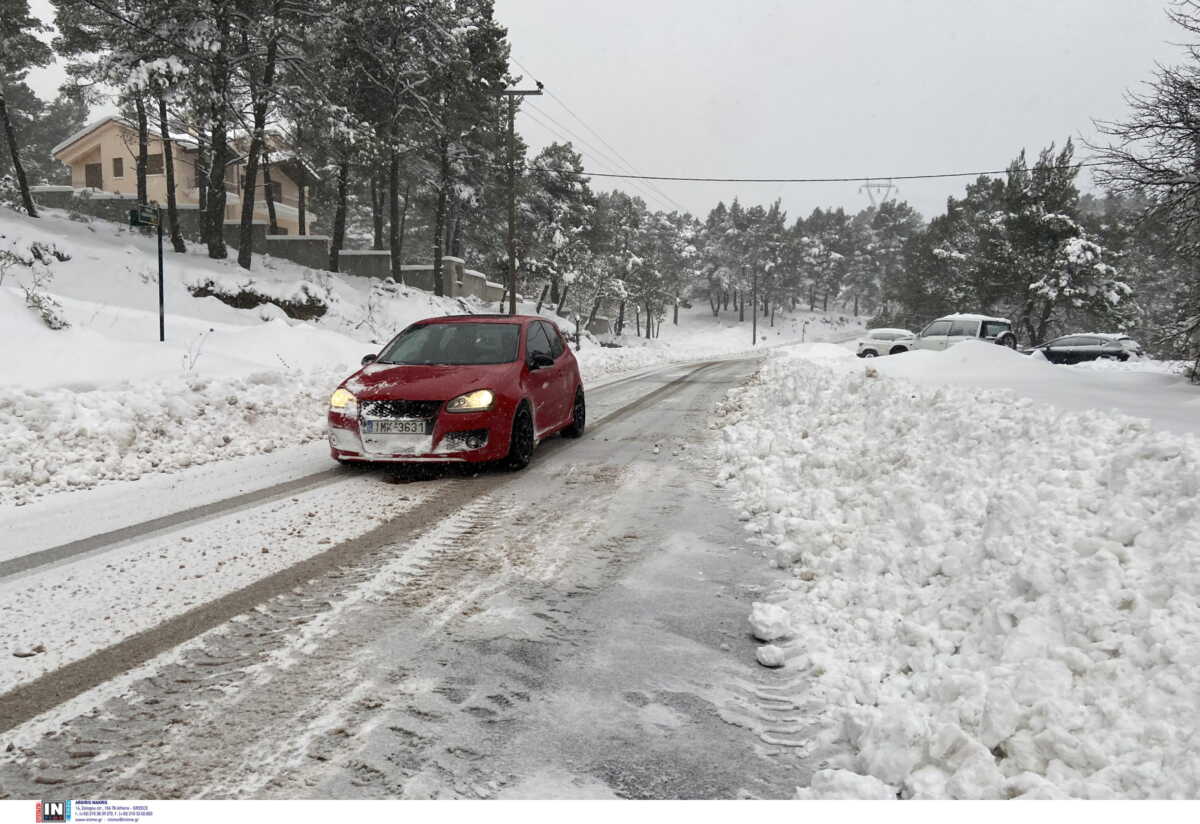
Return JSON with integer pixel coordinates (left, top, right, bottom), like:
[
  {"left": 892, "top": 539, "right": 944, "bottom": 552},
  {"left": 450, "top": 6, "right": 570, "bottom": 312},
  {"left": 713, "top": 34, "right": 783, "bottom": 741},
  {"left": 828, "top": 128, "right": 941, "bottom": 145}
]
[
  {"left": 51, "top": 115, "right": 200, "bottom": 157},
  {"left": 936, "top": 312, "right": 1010, "bottom": 324},
  {"left": 865, "top": 327, "right": 912, "bottom": 336}
]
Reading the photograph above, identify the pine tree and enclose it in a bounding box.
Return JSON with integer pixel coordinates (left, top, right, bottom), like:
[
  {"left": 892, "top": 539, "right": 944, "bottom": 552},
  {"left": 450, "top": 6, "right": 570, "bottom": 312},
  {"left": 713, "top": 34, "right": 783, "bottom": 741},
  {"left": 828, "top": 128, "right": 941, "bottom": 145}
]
[{"left": 0, "top": 0, "right": 53, "bottom": 217}]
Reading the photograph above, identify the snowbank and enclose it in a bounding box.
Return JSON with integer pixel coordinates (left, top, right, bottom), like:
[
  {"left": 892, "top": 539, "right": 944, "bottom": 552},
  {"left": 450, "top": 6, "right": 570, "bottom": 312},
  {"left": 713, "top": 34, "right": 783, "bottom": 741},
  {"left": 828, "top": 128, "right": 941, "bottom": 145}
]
[
  {"left": 0, "top": 367, "right": 340, "bottom": 505},
  {"left": 718, "top": 346, "right": 1200, "bottom": 799}
]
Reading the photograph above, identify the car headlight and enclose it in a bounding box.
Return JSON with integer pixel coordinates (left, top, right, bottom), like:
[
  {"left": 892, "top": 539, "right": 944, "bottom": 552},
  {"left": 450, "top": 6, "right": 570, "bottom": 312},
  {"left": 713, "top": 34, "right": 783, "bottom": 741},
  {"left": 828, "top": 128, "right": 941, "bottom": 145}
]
[
  {"left": 330, "top": 388, "right": 357, "bottom": 412},
  {"left": 446, "top": 389, "right": 495, "bottom": 413}
]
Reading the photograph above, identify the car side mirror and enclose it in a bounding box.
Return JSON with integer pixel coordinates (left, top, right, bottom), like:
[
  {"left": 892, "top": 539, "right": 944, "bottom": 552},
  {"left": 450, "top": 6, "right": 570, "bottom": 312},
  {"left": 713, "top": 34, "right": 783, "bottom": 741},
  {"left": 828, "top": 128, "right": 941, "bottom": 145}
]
[
  {"left": 361, "top": 353, "right": 378, "bottom": 366},
  {"left": 528, "top": 352, "right": 554, "bottom": 370}
]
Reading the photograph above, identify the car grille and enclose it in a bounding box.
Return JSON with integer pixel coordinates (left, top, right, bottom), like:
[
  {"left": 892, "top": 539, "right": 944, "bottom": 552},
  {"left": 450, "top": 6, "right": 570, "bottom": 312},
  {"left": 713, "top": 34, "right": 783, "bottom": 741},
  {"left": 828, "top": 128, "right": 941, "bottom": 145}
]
[{"left": 360, "top": 399, "right": 443, "bottom": 419}]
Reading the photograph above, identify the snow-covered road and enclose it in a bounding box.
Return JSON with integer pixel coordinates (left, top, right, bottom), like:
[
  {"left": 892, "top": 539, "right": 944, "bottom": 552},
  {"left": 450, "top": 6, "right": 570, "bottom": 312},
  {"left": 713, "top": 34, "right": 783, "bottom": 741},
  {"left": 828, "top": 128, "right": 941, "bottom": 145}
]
[{"left": 0, "top": 353, "right": 811, "bottom": 798}]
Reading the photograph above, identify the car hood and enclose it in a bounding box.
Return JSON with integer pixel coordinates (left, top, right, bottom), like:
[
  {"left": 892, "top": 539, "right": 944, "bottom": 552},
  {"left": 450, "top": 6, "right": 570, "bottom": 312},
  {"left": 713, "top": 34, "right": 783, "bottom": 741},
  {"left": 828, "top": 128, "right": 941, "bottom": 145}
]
[{"left": 343, "top": 361, "right": 517, "bottom": 401}]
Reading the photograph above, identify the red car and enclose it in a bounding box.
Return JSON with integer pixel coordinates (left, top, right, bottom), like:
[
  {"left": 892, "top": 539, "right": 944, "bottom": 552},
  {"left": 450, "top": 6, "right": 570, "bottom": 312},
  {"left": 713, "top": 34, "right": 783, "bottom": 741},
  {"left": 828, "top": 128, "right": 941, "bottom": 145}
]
[{"left": 328, "top": 315, "right": 585, "bottom": 468}]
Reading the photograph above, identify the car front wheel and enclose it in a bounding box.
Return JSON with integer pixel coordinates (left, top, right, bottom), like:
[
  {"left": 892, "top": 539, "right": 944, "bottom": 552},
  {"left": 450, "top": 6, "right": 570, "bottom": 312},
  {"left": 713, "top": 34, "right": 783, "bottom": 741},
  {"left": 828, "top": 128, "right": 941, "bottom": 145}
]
[
  {"left": 861, "top": 350, "right": 877, "bottom": 358},
  {"left": 505, "top": 403, "right": 535, "bottom": 470}
]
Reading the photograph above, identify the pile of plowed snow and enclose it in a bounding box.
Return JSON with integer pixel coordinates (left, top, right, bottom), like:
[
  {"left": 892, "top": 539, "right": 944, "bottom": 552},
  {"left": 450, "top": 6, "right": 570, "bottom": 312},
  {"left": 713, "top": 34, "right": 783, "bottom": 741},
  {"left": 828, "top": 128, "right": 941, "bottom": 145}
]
[{"left": 718, "top": 343, "right": 1200, "bottom": 799}]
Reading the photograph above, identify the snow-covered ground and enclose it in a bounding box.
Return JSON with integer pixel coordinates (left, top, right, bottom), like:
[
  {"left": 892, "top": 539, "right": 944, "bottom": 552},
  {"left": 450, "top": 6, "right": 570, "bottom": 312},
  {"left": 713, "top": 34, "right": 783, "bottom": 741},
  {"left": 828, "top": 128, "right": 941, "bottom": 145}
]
[
  {"left": 719, "top": 341, "right": 1200, "bottom": 799},
  {"left": 0, "top": 207, "right": 861, "bottom": 505}
]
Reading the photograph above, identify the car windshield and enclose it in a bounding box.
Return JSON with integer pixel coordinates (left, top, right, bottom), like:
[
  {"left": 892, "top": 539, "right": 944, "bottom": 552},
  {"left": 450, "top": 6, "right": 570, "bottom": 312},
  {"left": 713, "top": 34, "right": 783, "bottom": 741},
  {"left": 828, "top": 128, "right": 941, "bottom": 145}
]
[{"left": 377, "top": 322, "right": 520, "bottom": 365}]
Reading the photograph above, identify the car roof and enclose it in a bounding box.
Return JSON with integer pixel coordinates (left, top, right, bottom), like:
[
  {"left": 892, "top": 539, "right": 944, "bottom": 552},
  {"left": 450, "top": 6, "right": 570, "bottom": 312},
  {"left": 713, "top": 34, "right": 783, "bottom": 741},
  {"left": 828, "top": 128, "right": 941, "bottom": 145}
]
[
  {"left": 935, "top": 313, "right": 1010, "bottom": 323},
  {"left": 416, "top": 314, "right": 535, "bottom": 324},
  {"left": 1044, "top": 333, "right": 1117, "bottom": 343}
]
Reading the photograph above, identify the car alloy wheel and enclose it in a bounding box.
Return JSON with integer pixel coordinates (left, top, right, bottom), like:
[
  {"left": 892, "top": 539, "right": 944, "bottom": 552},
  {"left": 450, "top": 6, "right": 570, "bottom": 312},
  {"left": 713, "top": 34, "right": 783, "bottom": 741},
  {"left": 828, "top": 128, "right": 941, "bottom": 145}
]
[
  {"left": 563, "top": 388, "right": 586, "bottom": 438},
  {"left": 506, "top": 403, "right": 535, "bottom": 470},
  {"left": 861, "top": 350, "right": 877, "bottom": 358}
]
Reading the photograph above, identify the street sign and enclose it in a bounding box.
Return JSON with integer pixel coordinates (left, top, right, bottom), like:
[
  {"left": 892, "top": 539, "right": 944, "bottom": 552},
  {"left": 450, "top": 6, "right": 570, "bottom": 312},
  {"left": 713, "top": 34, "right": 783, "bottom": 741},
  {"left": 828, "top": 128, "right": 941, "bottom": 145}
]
[{"left": 128, "top": 204, "right": 159, "bottom": 227}]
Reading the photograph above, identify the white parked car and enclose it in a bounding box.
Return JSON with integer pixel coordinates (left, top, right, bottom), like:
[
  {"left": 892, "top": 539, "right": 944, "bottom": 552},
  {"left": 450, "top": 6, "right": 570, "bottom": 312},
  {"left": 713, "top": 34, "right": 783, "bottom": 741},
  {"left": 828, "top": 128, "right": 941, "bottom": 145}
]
[
  {"left": 855, "top": 328, "right": 914, "bottom": 358},
  {"left": 887, "top": 313, "right": 1017, "bottom": 354}
]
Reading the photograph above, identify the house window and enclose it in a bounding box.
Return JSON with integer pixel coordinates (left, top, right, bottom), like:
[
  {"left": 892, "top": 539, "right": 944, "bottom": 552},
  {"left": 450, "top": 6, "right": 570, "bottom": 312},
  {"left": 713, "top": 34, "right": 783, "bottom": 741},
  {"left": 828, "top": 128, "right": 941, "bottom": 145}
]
[
  {"left": 146, "top": 153, "right": 164, "bottom": 175},
  {"left": 267, "top": 181, "right": 282, "bottom": 202},
  {"left": 112, "top": 157, "right": 124, "bottom": 178}
]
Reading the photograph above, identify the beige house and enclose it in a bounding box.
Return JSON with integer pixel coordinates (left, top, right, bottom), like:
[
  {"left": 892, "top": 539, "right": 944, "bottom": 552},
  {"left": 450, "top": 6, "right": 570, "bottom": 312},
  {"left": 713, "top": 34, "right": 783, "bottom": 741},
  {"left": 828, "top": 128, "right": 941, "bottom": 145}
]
[{"left": 50, "top": 115, "right": 316, "bottom": 235}]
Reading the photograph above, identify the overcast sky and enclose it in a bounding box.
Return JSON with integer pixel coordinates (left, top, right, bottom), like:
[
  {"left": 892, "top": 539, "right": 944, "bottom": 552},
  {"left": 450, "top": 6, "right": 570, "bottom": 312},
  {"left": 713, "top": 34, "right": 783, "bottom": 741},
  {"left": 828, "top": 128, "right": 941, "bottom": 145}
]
[{"left": 26, "top": 0, "right": 1185, "bottom": 222}]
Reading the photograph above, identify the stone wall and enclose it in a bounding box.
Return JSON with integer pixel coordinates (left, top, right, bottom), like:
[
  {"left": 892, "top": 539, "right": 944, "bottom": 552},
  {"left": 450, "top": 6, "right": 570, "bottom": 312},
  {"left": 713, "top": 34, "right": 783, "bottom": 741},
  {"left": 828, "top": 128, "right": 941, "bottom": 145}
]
[
  {"left": 399, "top": 260, "right": 458, "bottom": 296},
  {"left": 459, "top": 270, "right": 487, "bottom": 299},
  {"left": 338, "top": 250, "right": 392, "bottom": 279},
  {"left": 33, "top": 186, "right": 140, "bottom": 224},
  {"left": 399, "top": 265, "right": 436, "bottom": 292},
  {"left": 266, "top": 235, "right": 330, "bottom": 270},
  {"left": 464, "top": 269, "right": 506, "bottom": 304},
  {"left": 221, "top": 221, "right": 269, "bottom": 254},
  {"left": 484, "top": 281, "right": 506, "bottom": 303}
]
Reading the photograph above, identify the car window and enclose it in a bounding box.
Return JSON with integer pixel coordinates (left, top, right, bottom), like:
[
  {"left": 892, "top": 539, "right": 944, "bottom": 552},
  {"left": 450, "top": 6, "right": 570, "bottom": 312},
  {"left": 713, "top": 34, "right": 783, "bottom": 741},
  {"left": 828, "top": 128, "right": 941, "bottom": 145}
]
[
  {"left": 377, "top": 322, "right": 519, "bottom": 365},
  {"left": 541, "top": 321, "right": 565, "bottom": 358},
  {"left": 921, "top": 320, "right": 951, "bottom": 337},
  {"left": 526, "top": 322, "right": 552, "bottom": 359},
  {"left": 980, "top": 321, "right": 1010, "bottom": 338},
  {"left": 948, "top": 320, "right": 979, "bottom": 337},
  {"left": 1054, "top": 336, "right": 1088, "bottom": 346}
]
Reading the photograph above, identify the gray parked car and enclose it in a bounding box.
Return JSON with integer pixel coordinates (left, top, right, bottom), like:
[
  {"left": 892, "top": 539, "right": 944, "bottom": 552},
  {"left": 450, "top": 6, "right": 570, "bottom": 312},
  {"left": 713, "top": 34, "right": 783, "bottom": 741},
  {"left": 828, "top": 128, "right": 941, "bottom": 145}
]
[
  {"left": 1025, "top": 333, "right": 1136, "bottom": 364},
  {"left": 887, "top": 313, "right": 1017, "bottom": 354}
]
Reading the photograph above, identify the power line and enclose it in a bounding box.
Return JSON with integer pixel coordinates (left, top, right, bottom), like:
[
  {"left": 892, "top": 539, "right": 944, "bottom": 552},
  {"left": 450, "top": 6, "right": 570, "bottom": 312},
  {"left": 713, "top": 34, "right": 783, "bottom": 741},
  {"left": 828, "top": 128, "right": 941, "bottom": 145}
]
[
  {"left": 511, "top": 56, "right": 689, "bottom": 212},
  {"left": 519, "top": 103, "right": 682, "bottom": 212},
  {"left": 554, "top": 162, "right": 1110, "bottom": 184},
  {"left": 525, "top": 99, "right": 690, "bottom": 212},
  {"left": 518, "top": 105, "right": 682, "bottom": 213}
]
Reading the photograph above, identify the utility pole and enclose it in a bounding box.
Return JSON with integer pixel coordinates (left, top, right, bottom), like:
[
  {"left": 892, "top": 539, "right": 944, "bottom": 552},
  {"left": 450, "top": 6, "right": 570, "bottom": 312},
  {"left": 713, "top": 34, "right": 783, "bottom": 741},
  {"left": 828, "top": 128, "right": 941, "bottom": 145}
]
[{"left": 495, "top": 84, "right": 543, "bottom": 315}]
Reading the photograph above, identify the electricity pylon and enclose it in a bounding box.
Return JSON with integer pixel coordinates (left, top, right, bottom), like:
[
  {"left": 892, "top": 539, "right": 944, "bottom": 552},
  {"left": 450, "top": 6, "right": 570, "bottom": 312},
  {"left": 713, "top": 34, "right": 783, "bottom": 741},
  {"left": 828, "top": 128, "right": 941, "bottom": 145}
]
[{"left": 859, "top": 178, "right": 898, "bottom": 208}]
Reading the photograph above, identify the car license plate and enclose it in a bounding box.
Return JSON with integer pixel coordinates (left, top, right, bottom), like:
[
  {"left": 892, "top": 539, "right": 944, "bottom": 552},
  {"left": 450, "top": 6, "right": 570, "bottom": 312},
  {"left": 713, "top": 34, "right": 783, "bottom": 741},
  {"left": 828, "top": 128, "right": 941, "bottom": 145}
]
[{"left": 362, "top": 418, "right": 429, "bottom": 435}]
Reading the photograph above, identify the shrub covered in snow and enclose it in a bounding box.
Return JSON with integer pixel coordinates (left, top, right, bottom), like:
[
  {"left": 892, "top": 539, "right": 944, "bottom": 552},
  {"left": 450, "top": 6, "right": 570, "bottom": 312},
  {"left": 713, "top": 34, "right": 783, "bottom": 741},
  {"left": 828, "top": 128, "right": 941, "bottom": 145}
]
[
  {"left": 718, "top": 350, "right": 1200, "bottom": 799},
  {"left": 185, "top": 274, "right": 331, "bottom": 320}
]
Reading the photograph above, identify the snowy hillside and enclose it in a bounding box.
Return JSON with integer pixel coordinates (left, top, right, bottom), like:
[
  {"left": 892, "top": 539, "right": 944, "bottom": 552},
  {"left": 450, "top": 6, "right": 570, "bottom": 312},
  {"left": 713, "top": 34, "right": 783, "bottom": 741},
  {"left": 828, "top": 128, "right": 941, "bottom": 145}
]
[
  {"left": 719, "top": 342, "right": 1200, "bottom": 799},
  {"left": 0, "top": 207, "right": 861, "bottom": 504}
]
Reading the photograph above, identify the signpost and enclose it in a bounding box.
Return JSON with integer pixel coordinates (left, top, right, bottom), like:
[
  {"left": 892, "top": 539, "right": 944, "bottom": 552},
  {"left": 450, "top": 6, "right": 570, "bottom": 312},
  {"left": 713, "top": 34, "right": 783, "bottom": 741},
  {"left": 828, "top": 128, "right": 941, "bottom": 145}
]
[{"left": 130, "top": 204, "right": 164, "bottom": 342}]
